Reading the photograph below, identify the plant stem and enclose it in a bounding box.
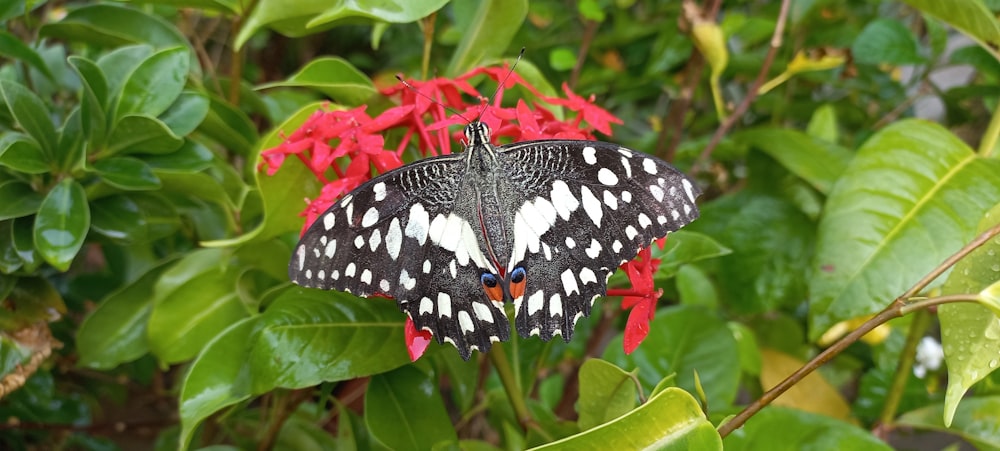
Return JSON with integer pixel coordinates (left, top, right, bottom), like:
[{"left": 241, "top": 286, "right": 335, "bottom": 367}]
[
  {"left": 489, "top": 343, "right": 532, "bottom": 428},
  {"left": 978, "top": 105, "right": 1000, "bottom": 157},
  {"left": 877, "top": 309, "right": 930, "bottom": 428}
]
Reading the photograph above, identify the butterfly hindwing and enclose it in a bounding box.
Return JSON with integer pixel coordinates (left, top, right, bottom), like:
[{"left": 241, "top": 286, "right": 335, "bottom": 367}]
[{"left": 497, "top": 140, "right": 700, "bottom": 340}]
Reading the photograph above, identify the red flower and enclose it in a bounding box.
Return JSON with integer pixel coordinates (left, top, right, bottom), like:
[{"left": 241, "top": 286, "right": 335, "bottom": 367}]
[{"left": 263, "top": 65, "right": 664, "bottom": 360}]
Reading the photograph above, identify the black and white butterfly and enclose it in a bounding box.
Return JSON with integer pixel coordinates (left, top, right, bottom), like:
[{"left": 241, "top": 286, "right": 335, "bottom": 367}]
[{"left": 289, "top": 120, "right": 700, "bottom": 360}]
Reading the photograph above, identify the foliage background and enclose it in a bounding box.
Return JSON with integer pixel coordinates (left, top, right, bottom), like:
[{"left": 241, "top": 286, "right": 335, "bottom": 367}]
[{"left": 1, "top": 0, "right": 1000, "bottom": 449}]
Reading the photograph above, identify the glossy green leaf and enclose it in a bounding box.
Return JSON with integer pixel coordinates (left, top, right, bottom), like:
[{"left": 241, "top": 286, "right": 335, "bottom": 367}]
[
  {"left": 56, "top": 107, "right": 86, "bottom": 172},
  {"left": 202, "top": 102, "right": 326, "bottom": 247},
  {"left": 106, "top": 114, "right": 184, "bottom": 155},
  {"left": 90, "top": 194, "right": 178, "bottom": 243},
  {"left": 806, "top": 104, "right": 840, "bottom": 143},
  {"left": 39, "top": 4, "right": 189, "bottom": 49},
  {"left": 685, "top": 192, "right": 814, "bottom": 314},
  {"left": 257, "top": 57, "right": 375, "bottom": 106},
  {"left": 432, "top": 350, "right": 479, "bottom": 413},
  {"left": 0, "top": 80, "right": 57, "bottom": 159},
  {"left": 159, "top": 91, "right": 209, "bottom": 136},
  {"left": 76, "top": 258, "right": 178, "bottom": 369},
  {"left": 178, "top": 317, "right": 259, "bottom": 450},
  {"left": 115, "top": 46, "right": 190, "bottom": 120},
  {"left": 0, "top": 180, "right": 43, "bottom": 221},
  {"left": 147, "top": 266, "right": 249, "bottom": 364},
  {"left": 728, "top": 322, "right": 762, "bottom": 376},
  {"left": 532, "top": 388, "right": 720, "bottom": 450},
  {"left": 901, "top": 0, "right": 1000, "bottom": 52},
  {"left": 851, "top": 18, "right": 926, "bottom": 65},
  {"left": 446, "top": 0, "right": 528, "bottom": 76},
  {"left": 0, "top": 221, "right": 21, "bottom": 274},
  {"left": 97, "top": 45, "right": 154, "bottom": 101},
  {"left": 809, "top": 120, "right": 1000, "bottom": 340},
  {"left": 10, "top": 217, "right": 40, "bottom": 272},
  {"left": 603, "top": 305, "right": 740, "bottom": 407},
  {"left": 0, "top": 30, "right": 54, "bottom": 81},
  {"left": 365, "top": 365, "right": 457, "bottom": 450},
  {"left": 576, "top": 359, "right": 638, "bottom": 430},
  {"left": 676, "top": 264, "right": 718, "bottom": 308},
  {"left": 649, "top": 230, "right": 731, "bottom": 283},
  {"left": 939, "top": 202, "right": 1000, "bottom": 426},
  {"left": 197, "top": 95, "right": 257, "bottom": 156},
  {"left": 236, "top": 0, "right": 448, "bottom": 48},
  {"left": 33, "top": 179, "right": 90, "bottom": 272},
  {"left": 898, "top": 397, "right": 1000, "bottom": 449},
  {"left": 91, "top": 157, "right": 161, "bottom": 191},
  {"left": 68, "top": 56, "right": 109, "bottom": 150},
  {"left": 723, "top": 406, "right": 891, "bottom": 450},
  {"left": 143, "top": 141, "right": 214, "bottom": 173},
  {"left": 734, "top": 127, "right": 852, "bottom": 194},
  {"left": 0, "top": 133, "right": 49, "bottom": 174},
  {"left": 248, "top": 288, "right": 410, "bottom": 393}
]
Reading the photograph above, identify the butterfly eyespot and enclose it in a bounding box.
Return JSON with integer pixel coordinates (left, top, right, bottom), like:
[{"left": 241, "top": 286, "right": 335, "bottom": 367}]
[
  {"left": 481, "top": 273, "right": 498, "bottom": 288},
  {"left": 511, "top": 267, "right": 526, "bottom": 283},
  {"left": 480, "top": 273, "right": 503, "bottom": 302}
]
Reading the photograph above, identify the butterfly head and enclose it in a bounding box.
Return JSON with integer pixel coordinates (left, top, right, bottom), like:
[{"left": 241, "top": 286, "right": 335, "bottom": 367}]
[
  {"left": 479, "top": 266, "right": 526, "bottom": 303},
  {"left": 465, "top": 121, "right": 492, "bottom": 148}
]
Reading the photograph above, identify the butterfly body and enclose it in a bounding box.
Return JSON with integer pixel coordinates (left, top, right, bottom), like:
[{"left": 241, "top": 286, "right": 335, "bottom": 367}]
[{"left": 290, "top": 122, "right": 700, "bottom": 359}]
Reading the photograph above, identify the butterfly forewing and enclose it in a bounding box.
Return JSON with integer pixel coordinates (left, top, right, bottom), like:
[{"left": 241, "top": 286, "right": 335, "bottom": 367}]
[{"left": 290, "top": 122, "right": 701, "bottom": 360}]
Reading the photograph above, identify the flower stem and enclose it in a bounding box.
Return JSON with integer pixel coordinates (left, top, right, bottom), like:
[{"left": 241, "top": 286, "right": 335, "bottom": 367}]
[{"left": 489, "top": 343, "right": 533, "bottom": 429}]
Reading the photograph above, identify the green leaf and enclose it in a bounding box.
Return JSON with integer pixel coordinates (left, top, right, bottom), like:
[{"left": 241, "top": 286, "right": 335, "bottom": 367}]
[
  {"left": 446, "top": 0, "right": 528, "bottom": 76},
  {"left": 69, "top": 56, "right": 109, "bottom": 150},
  {"left": 77, "top": 258, "right": 178, "bottom": 369},
  {"left": 729, "top": 322, "right": 763, "bottom": 376},
  {"left": 576, "top": 359, "right": 638, "bottom": 430},
  {"left": 97, "top": 45, "right": 154, "bottom": 102},
  {"left": 10, "top": 217, "right": 40, "bottom": 272},
  {"left": 531, "top": 388, "right": 720, "bottom": 450},
  {"left": 0, "top": 80, "right": 57, "bottom": 159},
  {"left": 91, "top": 157, "right": 162, "bottom": 191},
  {"left": 0, "top": 30, "right": 54, "bottom": 81},
  {"left": 365, "top": 365, "right": 458, "bottom": 450},
  {"left": 809, "top": 120, "right": 1000, "bottom": 340},
  {"left": 900, "top": 0, "right": 1000, "bottom": 52},
  {"left": 236, "top": 0, "right": 448, "bottom": 48},
  {"left": 735, "top": 127, "right": 852, "bottom": 194},
  {"left": 676, "top": 264, "right": 719, "bottom": 308},
  {"left": 114, "top": 46, "right": 190, "bottom": 120},
  {"left": 0, "top": 133, "right": 49, "bottom": 174},
  {"left": 603, "top": 305, "right": 740, "bottom": 407},
  {"left": 197, "top": 95, "right": 257, "bottom": 156},
  {"left": 39, "top": 4, "right": 190, "bottom": 49},
  {"left": 0, "top": 221, "right": 22, "bottom": 274},
  {"left": 159, "top": 91, "right": 209, "bottom": 136},
  {"left": 649, "top": 230, "right": 732, "bottom": 283},
  {"left": 56, "top": 107, "right": 86, "bottom": 172},
  {"left": 147, "top": 266, "right": 249, "bottom": 364},
  {"left": 178, "top": 317, "right": 258, "bottom": 450},
  {"left": 106, "top": 114, "right": 184, "bottom": 156},
  {"left": 806, "top": 104, "right": 840, "bottom": 143},
  {"left": 90, "top": 194, "right": 178, "bottom": 243},
  {"left": 898, "top": 397, "right": 1000, "bottom": 449},
  {"left": 0, "top": 180, "right": 44, "bottom": 221},
  {"left": 851, "top": 18, "right": 926, "bottom": 65},
  {"left": 144, "top": 141, "right": 214, "bottom": 173},
  {"left": 548, "top": 47, "right": 577, "bottom": 72},
  {"left": 257, "top": 57, "right": 375, "bottom": 106},
  {"left": 201, "top": 102, "right": 325, "bottom": 248},
  {"left": 939, "top": 202, "right": 1000, "bottom": 426},
  {"left": 723, "top": 406, "right": 892, "bottom": 450},
  {"left": 248, "top": 288, "right": 410, "bottom": 393},
  {"left": 33, "top": 179, "right": 90, "bottom": 272}
]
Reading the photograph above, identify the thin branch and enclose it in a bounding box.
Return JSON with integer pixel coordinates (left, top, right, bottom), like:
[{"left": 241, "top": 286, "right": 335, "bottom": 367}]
[
  {"left": 569, "top": 20, "right": 600, "bottom": 90},
  {"left": 718, "top": 220, "right": 1000, "bottom": 438},
  {"left": 693, "top": 0, "right": 792, "bottom": 172}
]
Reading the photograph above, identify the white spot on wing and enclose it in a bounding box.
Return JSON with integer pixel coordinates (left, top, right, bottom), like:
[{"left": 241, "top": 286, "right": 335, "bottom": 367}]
[
  {"left": 305, "top": 269, "right": 312, "bottom": 279},
  {"left": 682, "top": 179, "right": 697, "bottom": 202},
  {"left": 620, "top": 157, "right": 632, "bottom": 178},
  {"left": 582, "top": 146, "right": 597, "bottom": 165},
  {"left": 345, "top": 202, "right": 354, "bottom": 226},
  {"left": 473, "top": 302, "right": 494, "bottom": 323},
  {"left": 672, "top": 209, "right": 681, "bottom": 220},
  {"left": 360, "top": 269, "right": 372, "bottom": 284},
  {"left": 423, "top": 259, "right": 431, "bottom": 273},
  {"left": 626, "top": 225, "right": 639, "bottom": 240},
  {"left": 549, "top": 293, "right": 563, "bottom": 317},
  {"left": 362, "top": 207, "right": 380, "bottom": 228},
  {"left": 650, "top": 185, "right": 664, "bottom": 202},
  {"left": 638, "top": 213, "right": 652, "bottom": 229},
  {"left": 386, "top": 218, "right": 402, "bottom": 260},
  {"left": 458, "top": 311, "right": 475, "bottom": 333},
  {"left": 369, "top": 228, "right": 382, "bottom": 251},
  {"left": 657, "top": 215, "right": 667, "bottom": 225},
  {"left": 428, "top": 214, "right": 447, "bottom": 245},
  {"left": 399, "top": 269, "right": 416, "bottom": 290},
  {"left": 598, "top": 168, "right": 619, "bottom": 186},
  {"left": 603, "top": 190, "right": 618, "bottom": 210},
  {"left": 379, "top": 279, "right": 390, "bottom": 292},
  {"left": 643, "top": 158, "right": 657, "bottom": 174},
  {"left": 561, "top": 268, "right": 580, "bottom": 296},
  {"left": 579, "top": 267, "right": 597, "bottom": 285},
  {"left": 331, "top": 270, "right": 339, "bottom": 280},
  {"left": 296, "top": 246, "right": 305, "bottom": 270},
  {"left": 527, "top": 290, "right": 544, "bottom": 315},
  {"left": 565, "top": 237, "right": 576, "bottom": 249},
  {"left": 325, "top": 239, "right": 337, "bottom": 258},
  {"left": 684, "top": 204, "right": 692, "bottom": 215},
  {"left": 533, "top": 197, "right": 558, "bottom": 226},
  {"left": 621, "top": 191, "right": 632, "bottom": 203},
  {"left": 550, "top": 180, "right": 580, "bottom": 220},
  {"left": 612, "top": 240, "right": 623, "bottom": 253},
  {"left": 345, "top": 263, "right": 356, "bottom": 277},
  {"left": 405, "top": 203, "right": 430, "bottom": 245},
  {"left": 354, "top": 236, "right": 364, "bottom": 249},
  {"left": 449, "top": 259, "right": 457, "bottom": 278},
  {"left": 323, "top": 212, "right": 335, "bottom": 230},
  {"left": 617, "top": 148, "right": 632, "bottom": 158},
  {"left": 373, "top": 182, "right": 387, "bottom": 201},
  {"left": 585, "top": 238, "right": 602, "bottom": 259},
  {"left": 580, "top": 185, "right": 603, "bottom": 227},
  {"left": 438, "top": 292, "right": 452, "bottom": 318},
  {"left": 419, "top": 297, "right": 433, "bottom": 315}
]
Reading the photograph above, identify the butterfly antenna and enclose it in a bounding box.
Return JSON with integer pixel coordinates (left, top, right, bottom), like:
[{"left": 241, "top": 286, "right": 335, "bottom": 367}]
[
  {"left": 476, "top": 47, "right": 526, "bottom": 123},
  {"left": 395, "top": 74, "right": 472, "bottom": 124}
]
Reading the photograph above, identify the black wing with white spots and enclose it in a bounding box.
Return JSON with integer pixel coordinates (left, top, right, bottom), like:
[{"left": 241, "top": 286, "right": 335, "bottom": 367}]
[{"left": 497, "top": 140, "right": 700, "bottom": 341}]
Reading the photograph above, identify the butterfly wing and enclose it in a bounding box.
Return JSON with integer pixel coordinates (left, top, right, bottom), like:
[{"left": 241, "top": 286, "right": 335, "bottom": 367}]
[
  {"left": 289, "top": 154, "right": 509, "bottom": 359},
  {"left": 498, "top": 141, "right": 700, "bottom": 340}
]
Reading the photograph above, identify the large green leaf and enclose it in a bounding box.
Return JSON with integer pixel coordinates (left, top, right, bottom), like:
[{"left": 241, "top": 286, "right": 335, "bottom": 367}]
[
  {"left": 0, "top": 30, "right": 54, "bottom": 81},
  {"left": 939, "top": 202, "right": 1000, "bottom": 426},
  {"left": 68, "top": 56, "right": 110, "bottom": 151},
  {"left": 901, "top": 0, "right": 1000, "bottom": 54},
  {"left": 851, "top": 18, "right": 926, "bottom": 65},
  {"left": 33, "top": 179, "right": 90, "bottom": 272},
  {"left": 76, "top": 258, "right": 178, "bottom": 369},
  {"left": 114, "top": 46, "right": 190, "bottom": 120},
  {"left": 0, "top": 80, "right": 57, "bottom": 160},
  {"left": 39, "top": 3, "right": 190, "bottom": 49},
  {"left": 197, "top": 94, "right": 257, "bottom": 156},
  {"left": 365, "top": 365, "right": 458, "bottom": 450},
  {"left": 723, "top": 406, "right": 892, "bottom": 450},
  {"left": 91, "top": 157, "right": 162, "bottom": 191},
  {"left": 257, "top": 57, "right": 375, "bottom": 106},
  {"left": 0, "top": 133, "right": 49, "bottom": 174},
  {"left": 603, "top": 305, "right": 740, "bottom": 407},
  {"left": 576, "top": 359, "right": 638, "bottom": 430},
  {"left": 531, "top": 388, "right": 720, "bottom": 450},
  {"left": 0, "top": 180, "right": 44, "bottom": 221},
  {"left": 236, "top": 0, "right": 448, "bottom": 48},
  {"left": 734, "top": 127, "right": 852, "bottom": 194},
  {"left": 106, "top": 114, "right": 184, "bottom": 156},
  {"left": 159, "top": 91, "right": 210, "bottom": 136},
  {"left": 897, "top": 397, "right": 1000, "bottom": 449},
  {"left": 178, "top": 317, "right": 259, "bottom": 450},
  {"left": 446, "top": 0, "right": 528, "bottom": 76},
  {"left": 247, "top": 287, "right": 410, "bottom": 393},
  {"left": 809, "top": 120, "right": 1000, "bottom": 340}
]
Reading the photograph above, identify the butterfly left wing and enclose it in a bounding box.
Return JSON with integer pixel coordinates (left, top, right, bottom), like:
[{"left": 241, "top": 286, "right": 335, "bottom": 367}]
[{"left": 498, "top": 140, "right": 700, "bottom": 340}]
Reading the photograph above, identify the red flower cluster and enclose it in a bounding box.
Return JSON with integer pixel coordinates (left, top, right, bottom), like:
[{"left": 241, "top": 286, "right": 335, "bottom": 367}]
[{"left": 261, "top": 65, "right": 668, "bottom": 360}]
